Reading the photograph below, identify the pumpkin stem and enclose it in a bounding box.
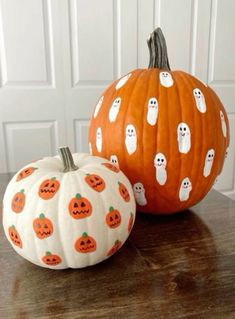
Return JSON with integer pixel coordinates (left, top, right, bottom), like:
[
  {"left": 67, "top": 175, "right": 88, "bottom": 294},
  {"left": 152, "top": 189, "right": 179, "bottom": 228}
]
[
  {"left": 58, "top": 146, "right": 78, "bottom": 172},
  {"left": 147, "top": 27, "right": 171, "bottom": 70}
]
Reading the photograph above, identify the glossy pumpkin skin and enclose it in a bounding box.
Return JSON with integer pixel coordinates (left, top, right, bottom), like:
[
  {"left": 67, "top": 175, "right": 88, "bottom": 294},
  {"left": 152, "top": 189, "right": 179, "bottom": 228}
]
[
  {"left": 3, "top": 152, "right": 136, "bottom": 269},
  {"left": 89, "top": 69, "right": 229, "bottom": 214}
]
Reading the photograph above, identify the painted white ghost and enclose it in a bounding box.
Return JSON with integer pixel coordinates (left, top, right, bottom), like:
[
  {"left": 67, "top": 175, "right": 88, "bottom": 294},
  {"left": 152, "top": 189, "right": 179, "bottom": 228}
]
[
  {"left": 159, "top": 71, "right": 174, "bottom": 88},
  {"left": 125, "top": 124, "right": 137, "bottom": 155},
  {"left": 116, "top": 73, "right": 132, "bottom": 90},
  {"left": 133, "top": 182, "right": 147, "bottom": 206},
  {"left": 154, "top": 153, "right": 167, "bottom": 185},
  {"left": 147, "top": 97, "right": 158, "bottom": 126},
  {"left": 193, "top": 88, "right": 206, "bottom": 113},
  {"left": 220, "top": 111, "right": 227, "bottom": 137},
  {"left": 109, "top": 97, "right": 121, "bottom": 122},
  {"left": 203, "top": 149, "right": 215, "bottom": 177},
  {"left": 93, "top": 96, "right": 104, "bottom": 118},
  {"left": 96, "top": 127, "right": 102, "bottom": 152},
  {"left": 179, "top": 177, "right": 192, "bottom": 202},
  {"left": 177, "top": 122, "right": 191, "bottom": 154},
  {"left": 110, "top": 155, "right": 119, "bottom": 168}
]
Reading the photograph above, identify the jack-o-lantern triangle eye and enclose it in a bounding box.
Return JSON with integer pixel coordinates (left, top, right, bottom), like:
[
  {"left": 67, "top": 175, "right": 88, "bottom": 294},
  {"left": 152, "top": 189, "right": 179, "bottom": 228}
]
[
  {"left": 87, "top": 239, "right": 91, "bottom": 244},
  {"left": 74, "top": 202, "right": 78, "bottom": 208}
]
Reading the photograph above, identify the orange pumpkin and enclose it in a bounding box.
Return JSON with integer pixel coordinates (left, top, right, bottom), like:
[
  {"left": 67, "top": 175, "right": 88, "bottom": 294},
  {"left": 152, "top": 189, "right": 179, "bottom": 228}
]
[
  {"left": 107, "top": 240, "right": 122, "bottom": 257},
  {"left": 42, "top": 251, "right": 62, "bottom": 266},
  {"left": 101, "top": 162, "right": 120, "bottom": 173},
  {"left": 89, "top": 28, "right": 229, "bottom": 214},
  {"left": 68, "top": 193, "right": 92, "bottom": 219},
  {"left": 33, "top": 213, "right": 53, "bottom": 239},
  {"left": 16, "top": 167, "right": 37, "bottom": 181},
  {"left": 105, "top": 206, "right": 121, "bottom": 228},
  {"left": 118, "top": 182, "right": 130, "bottom": 202},
  {"left": 38, "top": 177, "right": 60, "bottom": 200},
  {"left": 8, "top": 225, "right": 22, "bottom": 248},
  {"left": 85, "top": 173, "right": 105, "bottom": 192},
  {"left": 74, "top": 232, "right": 97, "bottom": 253},
  {"left": 11, "top": 189, "right": 25, "bottom": 213}
]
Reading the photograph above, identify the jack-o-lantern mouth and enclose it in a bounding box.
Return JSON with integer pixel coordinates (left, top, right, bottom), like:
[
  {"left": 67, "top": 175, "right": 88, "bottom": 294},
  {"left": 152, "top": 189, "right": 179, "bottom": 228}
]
[
  {"left": 72, "top": 209, "right": 90, "bottom": 215},
  {"left": 109, "top": 221, "right": 120, "bottom": 227},
  {"left": 40, "top": 189, "right": 55, "bottom": 194},
  {"left": 45, "top": 260, "right": 60, "bottom": 265},
  {"left": 78, "top": 245, "right": 95, "bottom": 251},
  {"left": 37, "top": 230, "right": 52, "bottom": 236},
  {"left": 92, "top": 181, "right": 103, "bottom": 188},
  {"left": 11, "top": 238, "right": 21, "bottom": 245}
]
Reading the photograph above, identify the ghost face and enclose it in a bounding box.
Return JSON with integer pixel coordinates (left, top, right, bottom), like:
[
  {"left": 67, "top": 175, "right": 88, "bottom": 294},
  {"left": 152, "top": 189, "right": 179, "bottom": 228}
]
[
  {"left": 159, "top": 71, "right": 174, "bottom": 88},
  {"left": 154, "top": 153, "right": 167, "bottom": 185},
  {"left": 179, "top": 177, "right": 192, "bottom": 202},
  {"left": 133, "top": 182, "right": 147, "bottom": 206},
  {"left": 147, "top": 97, "right": 158, "bottom": 126},
  {"left": 109, "top": 97, "right": 121, "bottom": 122},
  {"left": 203, "top": 149, "right": 215, "bottom": 177},
  {"left": 154, "top": 153, "right": 167, "bottom": 168},
  {"left": 96, "top": 127, "right": 102, "bottom": 152},
  {"left": 177, "top": 122, "right": 191, "bottom": 154},
  {"left": 93, "top": 96, "right": 104, "bottom": 118},
  {"left": 220, "top": 111, "right": 227, "bottom": 137},
  {"left": 193, "top": 88, "right": 206, "bottom": 113},
  {"left": 116, "top": 73, "right": 132, "bottom": 90},
  {"left": 125, "top": 124, "right": 137, "bottom": 155},
  {"left": 110, "top": 155, "right": 119, "bottom": 168}
]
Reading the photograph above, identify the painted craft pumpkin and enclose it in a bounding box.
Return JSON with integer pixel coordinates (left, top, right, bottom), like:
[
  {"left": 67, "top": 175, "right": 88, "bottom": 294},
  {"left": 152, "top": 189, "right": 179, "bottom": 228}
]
[
  {"left": 3, "top": 147, "right": 136, "bottom": 269},
  {"left": 89, "top": 28, "right": 230, "bottom": 214}
]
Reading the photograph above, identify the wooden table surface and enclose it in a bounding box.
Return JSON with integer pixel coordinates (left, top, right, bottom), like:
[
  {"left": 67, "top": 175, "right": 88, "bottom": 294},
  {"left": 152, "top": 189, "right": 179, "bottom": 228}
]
[{"left": 0, "top": 173, "right": 235, "bottom": 319}]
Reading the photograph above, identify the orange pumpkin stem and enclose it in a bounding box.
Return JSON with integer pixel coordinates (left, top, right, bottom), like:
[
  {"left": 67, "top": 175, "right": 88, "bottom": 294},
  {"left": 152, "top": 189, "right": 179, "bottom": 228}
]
[
  {"left": 58, "top": 146, "right": 78, "bottom": 172},
  {"left": 147, "top": 27, "right": 171, "bottom": 71}
]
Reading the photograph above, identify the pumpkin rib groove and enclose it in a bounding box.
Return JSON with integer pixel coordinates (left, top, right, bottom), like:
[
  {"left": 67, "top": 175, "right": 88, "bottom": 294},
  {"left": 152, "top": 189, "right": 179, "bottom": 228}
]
[
  {"left": 184, "top": 74, "right": 215, "bottom": 205},
  {"left": 177, "top": 72, "right": 200, "bottom": 208},
  {"left": 172, "top": 73, "right": 184, "bottom": 207},
  {"left": 123, "top": 70, "right": 146, "bottom": 172}
]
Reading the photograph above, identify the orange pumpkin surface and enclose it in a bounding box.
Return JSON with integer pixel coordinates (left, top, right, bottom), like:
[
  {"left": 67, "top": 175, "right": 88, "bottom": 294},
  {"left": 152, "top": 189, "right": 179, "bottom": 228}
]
[{"left": 89, "top": 28, "right": 229, "bottom": 214}]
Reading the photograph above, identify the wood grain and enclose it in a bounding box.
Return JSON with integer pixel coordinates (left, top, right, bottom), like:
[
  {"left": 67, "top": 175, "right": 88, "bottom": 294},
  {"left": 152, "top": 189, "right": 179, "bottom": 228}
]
[{"left": 0, "top": 173, "right": 234, "bottom": 319}]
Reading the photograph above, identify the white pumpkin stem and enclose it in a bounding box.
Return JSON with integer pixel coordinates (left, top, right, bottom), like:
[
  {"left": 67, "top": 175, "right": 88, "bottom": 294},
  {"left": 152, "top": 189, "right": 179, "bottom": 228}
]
[
  {"left": 147, "top": 27, "right": 171, "bottom": 70},
  {"left": 58, "top": 146, "right": 78, "bottom": 172}
]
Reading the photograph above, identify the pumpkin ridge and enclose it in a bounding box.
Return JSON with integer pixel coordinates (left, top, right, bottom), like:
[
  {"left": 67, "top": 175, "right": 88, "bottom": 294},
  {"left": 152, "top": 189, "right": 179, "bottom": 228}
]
[{"left": 179, "top": 72, "right": 204, "bottom": 205}]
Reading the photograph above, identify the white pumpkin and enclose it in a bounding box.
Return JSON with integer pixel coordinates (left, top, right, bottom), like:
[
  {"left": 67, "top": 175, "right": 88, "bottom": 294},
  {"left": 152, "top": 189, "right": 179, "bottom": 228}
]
[{"left": 3, "top": 147, "right": 136, "bottom": 269}]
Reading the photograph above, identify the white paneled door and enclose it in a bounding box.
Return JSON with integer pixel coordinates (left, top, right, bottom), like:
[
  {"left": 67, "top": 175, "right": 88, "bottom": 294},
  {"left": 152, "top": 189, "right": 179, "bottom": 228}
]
[{"left": 0, "top": 0, "right": 234, "bottom": 198}]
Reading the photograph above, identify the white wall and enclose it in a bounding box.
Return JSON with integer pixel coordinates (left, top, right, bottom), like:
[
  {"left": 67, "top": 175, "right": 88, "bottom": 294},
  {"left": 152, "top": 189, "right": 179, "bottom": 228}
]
[{"left": 0, "top": 0, "right": 234, "bottom": 199}]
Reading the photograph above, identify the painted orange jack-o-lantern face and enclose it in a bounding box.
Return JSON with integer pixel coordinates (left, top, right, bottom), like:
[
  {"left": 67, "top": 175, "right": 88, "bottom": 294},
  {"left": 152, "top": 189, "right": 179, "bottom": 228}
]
[
  {"left": 11, "top": 189, "right": 25, "bottom": 213},
  {"left": 33, "top": 214, "right": 53, "bottom": 239},
  {"left": 75, "top": 232, "right": 97, "bottom": 253},
  {"left": 85, "top": 174, "right": 105, "bottom": 192},
  {"left": 68, "top": 193, "right": 92, "bottom": 219},
  {"left": 38, "top": 177, "right": 60, "bottom": 200},
  {"left": 118, "top": 182, "right": 130, "bottom": 202},
  {"left": 107, "top": 240, "right": 122, "bottom": 257},
  {"left": 105, "top": 207, "right": 122, "bottom": 228},
  {"left": 42, "top": 251, "right": 62, "bottom": 266},
  {"left": 8, "top": 226, "right": 22, "bottom": 248},
  {"left": 102, "top": 162, "right": 120, "bottom": 173},
  {"left": 128, "top": 212, "right": 134, "bottom": 232},
  {"left": 16, "top": 167, "right": 37, "bottom": 181}
]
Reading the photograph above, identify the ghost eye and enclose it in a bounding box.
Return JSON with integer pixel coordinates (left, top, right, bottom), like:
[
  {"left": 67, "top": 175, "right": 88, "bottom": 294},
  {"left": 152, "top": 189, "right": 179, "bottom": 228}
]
[
  {"left": 184, "top": 182, "right": 186, "bottom": 185},
  {"left": 157, "top": 158, "right": 160, "bottom": 161},
  {"left": 180, "top": 127, "right": 182, "bottom": 131},
  {"left": 161, "top": 159, "right": 164, "bottom": 162},
  {"left": 131, "top": 129, "right": 134, "bottom": 133},
  {"left": 184, "top": 127, "right": 186, "bottom": 131}
]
